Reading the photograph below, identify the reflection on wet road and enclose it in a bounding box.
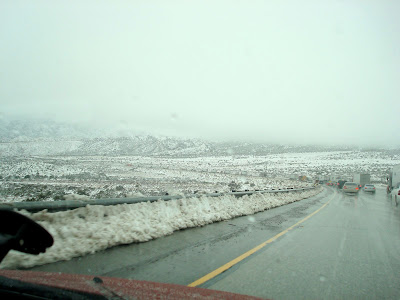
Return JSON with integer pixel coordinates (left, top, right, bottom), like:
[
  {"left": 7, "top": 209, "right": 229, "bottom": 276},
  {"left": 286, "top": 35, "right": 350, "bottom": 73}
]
[{"left": 207, "top": 188, "right": 400, "bottom": 299}]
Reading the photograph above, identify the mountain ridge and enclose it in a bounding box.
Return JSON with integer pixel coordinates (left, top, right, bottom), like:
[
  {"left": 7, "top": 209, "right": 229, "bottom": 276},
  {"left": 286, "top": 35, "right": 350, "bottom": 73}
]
[{"left": 0, "top": 116, "right": 396, "bottom": 157}]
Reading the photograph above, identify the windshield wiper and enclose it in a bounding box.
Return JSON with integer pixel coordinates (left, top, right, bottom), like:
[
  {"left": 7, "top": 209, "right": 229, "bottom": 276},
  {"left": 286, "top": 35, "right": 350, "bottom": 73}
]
[{"left": 0, "top": 210, "right": 53, "bottom": 263}]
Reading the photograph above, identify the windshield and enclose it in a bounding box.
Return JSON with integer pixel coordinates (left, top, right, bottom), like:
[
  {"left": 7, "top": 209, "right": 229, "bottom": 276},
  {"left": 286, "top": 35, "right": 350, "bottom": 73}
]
[{"left": 1, "top": 1, "right": 400, "bottom": 299}]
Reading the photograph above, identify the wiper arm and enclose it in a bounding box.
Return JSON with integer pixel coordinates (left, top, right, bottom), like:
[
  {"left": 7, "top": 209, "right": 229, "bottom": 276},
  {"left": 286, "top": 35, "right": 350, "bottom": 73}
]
[{"left": 0, "top": 210, "right": 53, "bottom": 263}]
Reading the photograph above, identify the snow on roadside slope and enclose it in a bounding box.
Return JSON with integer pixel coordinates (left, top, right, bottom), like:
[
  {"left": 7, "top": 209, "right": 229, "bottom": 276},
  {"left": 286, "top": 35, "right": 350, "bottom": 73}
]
[{"left": 1, "top": 187, "right": 322, "bottom": 269}]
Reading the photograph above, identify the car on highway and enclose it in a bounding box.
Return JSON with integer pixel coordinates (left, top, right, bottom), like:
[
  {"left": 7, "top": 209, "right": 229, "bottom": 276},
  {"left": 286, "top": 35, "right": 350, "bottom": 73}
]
[
  {"left": 342, "top": 182, "right": 359, "bottom": 193},
  {"left": 363, "top": 184, "right": 376, "bottom": 193}
]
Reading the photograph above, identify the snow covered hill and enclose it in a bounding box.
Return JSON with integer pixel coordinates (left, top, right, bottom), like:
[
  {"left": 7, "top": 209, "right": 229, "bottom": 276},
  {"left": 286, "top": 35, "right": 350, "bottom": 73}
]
[
  {"left": 2, "top": 136, "right": 399, "bottom": 158},
  {"left": 1, "top": 116, "right": 399, "bottom": 157}
]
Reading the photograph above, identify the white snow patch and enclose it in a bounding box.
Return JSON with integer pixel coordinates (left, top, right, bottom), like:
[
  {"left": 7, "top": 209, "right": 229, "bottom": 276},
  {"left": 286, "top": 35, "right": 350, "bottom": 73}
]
[
  {"left": 1, "top": 187, "right": 322, "bottom": 269},
  {"left": 63, "top": 194, "right": 92, "bottom": 201},
  {"left": 125, "top": 191, "right": 145, "bottom": 198}
]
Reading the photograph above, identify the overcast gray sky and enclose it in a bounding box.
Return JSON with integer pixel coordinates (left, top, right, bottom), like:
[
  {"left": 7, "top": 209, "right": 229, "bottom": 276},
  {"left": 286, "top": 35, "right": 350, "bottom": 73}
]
[{"left": 1, "top": 0, "right": 399, "bottom": 146}]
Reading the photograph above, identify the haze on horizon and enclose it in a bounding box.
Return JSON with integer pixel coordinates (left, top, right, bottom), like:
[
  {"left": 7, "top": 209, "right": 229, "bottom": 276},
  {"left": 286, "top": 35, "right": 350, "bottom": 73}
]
[{"left": 1, "top": 1, "right": 399, "bottom": 147}]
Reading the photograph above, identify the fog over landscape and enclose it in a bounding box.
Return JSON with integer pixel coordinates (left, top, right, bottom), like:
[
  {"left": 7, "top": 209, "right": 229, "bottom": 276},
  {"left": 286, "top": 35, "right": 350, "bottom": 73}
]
[
  {"left": 1, "top": 1, "right": 400, "bottom": 146},
  {"left": 1, "top": 1, "right": 400, "bottom": 204}
]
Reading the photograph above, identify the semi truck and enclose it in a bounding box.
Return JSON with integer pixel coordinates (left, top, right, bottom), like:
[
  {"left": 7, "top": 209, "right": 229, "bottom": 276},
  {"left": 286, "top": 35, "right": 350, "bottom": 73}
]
[
  {"left": 387, "top": 165, "right": 400, "bottom": 190},
  {"left": 387, "top": 165, "right": 400, "bottom": 204},
  {"left": 352, "top": 173, "right": 370, "bottom": 187}
]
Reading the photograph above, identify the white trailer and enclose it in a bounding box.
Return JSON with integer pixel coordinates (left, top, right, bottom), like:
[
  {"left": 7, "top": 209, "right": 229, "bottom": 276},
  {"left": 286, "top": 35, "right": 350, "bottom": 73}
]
[
  {"left": 388, "top": 165, "right": 400, "bottom": 204},
  {"left": 388, "top": 164, "right": 400, "bottom": 189},
  {"left": 353, "top": 173, "right": 370, "bottom": 187}
]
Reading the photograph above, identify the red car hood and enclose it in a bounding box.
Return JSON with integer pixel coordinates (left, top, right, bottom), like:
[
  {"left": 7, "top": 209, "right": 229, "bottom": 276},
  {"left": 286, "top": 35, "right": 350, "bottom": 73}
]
[{"left": 0, "top": 269, "right": 265, "bottom": 299}]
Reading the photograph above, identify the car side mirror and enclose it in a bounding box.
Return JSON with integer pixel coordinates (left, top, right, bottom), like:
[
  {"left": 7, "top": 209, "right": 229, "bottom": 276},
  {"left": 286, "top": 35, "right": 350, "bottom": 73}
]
[{"left": 0, "top": 210, "right": 53, "bottom": 263}]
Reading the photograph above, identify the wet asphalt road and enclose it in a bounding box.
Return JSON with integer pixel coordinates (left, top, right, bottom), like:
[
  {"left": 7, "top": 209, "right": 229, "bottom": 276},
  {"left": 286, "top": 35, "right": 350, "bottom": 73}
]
[{"left": 30, "top": 187, "right": 400, "bottom": 299}]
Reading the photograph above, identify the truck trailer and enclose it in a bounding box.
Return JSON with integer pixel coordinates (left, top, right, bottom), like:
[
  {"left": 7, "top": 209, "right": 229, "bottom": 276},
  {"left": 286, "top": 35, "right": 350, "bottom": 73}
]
[
  {"left": 387, "top": 165, "right": 400, "bottom": 204},
  {"left": 352, "top": 173, "right": 370, "bottom": 187},
  {"left": 387, "top": 164, "right": 400, "bottom": 191}
]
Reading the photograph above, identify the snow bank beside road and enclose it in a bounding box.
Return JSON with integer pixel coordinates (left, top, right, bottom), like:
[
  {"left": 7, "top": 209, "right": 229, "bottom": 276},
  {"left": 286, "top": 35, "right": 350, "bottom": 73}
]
[{"left": 1, "top": 188, "right": 322, "bottom": 269}]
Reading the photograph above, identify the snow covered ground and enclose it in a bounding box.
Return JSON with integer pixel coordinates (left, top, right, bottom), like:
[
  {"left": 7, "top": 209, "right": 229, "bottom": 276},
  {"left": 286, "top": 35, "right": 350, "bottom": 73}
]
[
  {"left": 1, "top": 151, "right": 399, "bottom": 202},
  {"left": 0, "top": 155, "right": 314, "bottom": 202},
  {"left": 0, "top": 187, "right": 322, "bottom": 269}
]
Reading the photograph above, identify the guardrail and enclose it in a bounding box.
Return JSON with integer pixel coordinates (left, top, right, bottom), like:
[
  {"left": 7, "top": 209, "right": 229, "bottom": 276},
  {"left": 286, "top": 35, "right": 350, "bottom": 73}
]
[{"left": 0, "top": 187, "right": 316, "bottom": 213}]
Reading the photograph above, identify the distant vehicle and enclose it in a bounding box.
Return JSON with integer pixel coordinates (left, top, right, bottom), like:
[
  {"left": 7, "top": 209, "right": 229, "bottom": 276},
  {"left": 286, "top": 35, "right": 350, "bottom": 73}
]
[
  {"left": 343, "top": 182, "right": 359, "bottom": 193},
  {"left": 387, "top": 164, "right": 400, "bottom": 194},
  {"left": 391, "top": 182, "right": 400, "bottom": 205},
  {"left": 353, "top": 173, "right": 370, "bottom": 188},
  {"left": 337, "top": 180, "right": 346, "bottom": 189},
  {"left": 363, "top": 184, "right": 376, "bottom": 193}
]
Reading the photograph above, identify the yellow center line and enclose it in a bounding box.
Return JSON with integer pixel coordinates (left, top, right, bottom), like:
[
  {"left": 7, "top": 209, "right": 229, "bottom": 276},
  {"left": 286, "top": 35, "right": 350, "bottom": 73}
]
[{"left": 188, "top": 190, "right": 335, "bottom": 287}]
